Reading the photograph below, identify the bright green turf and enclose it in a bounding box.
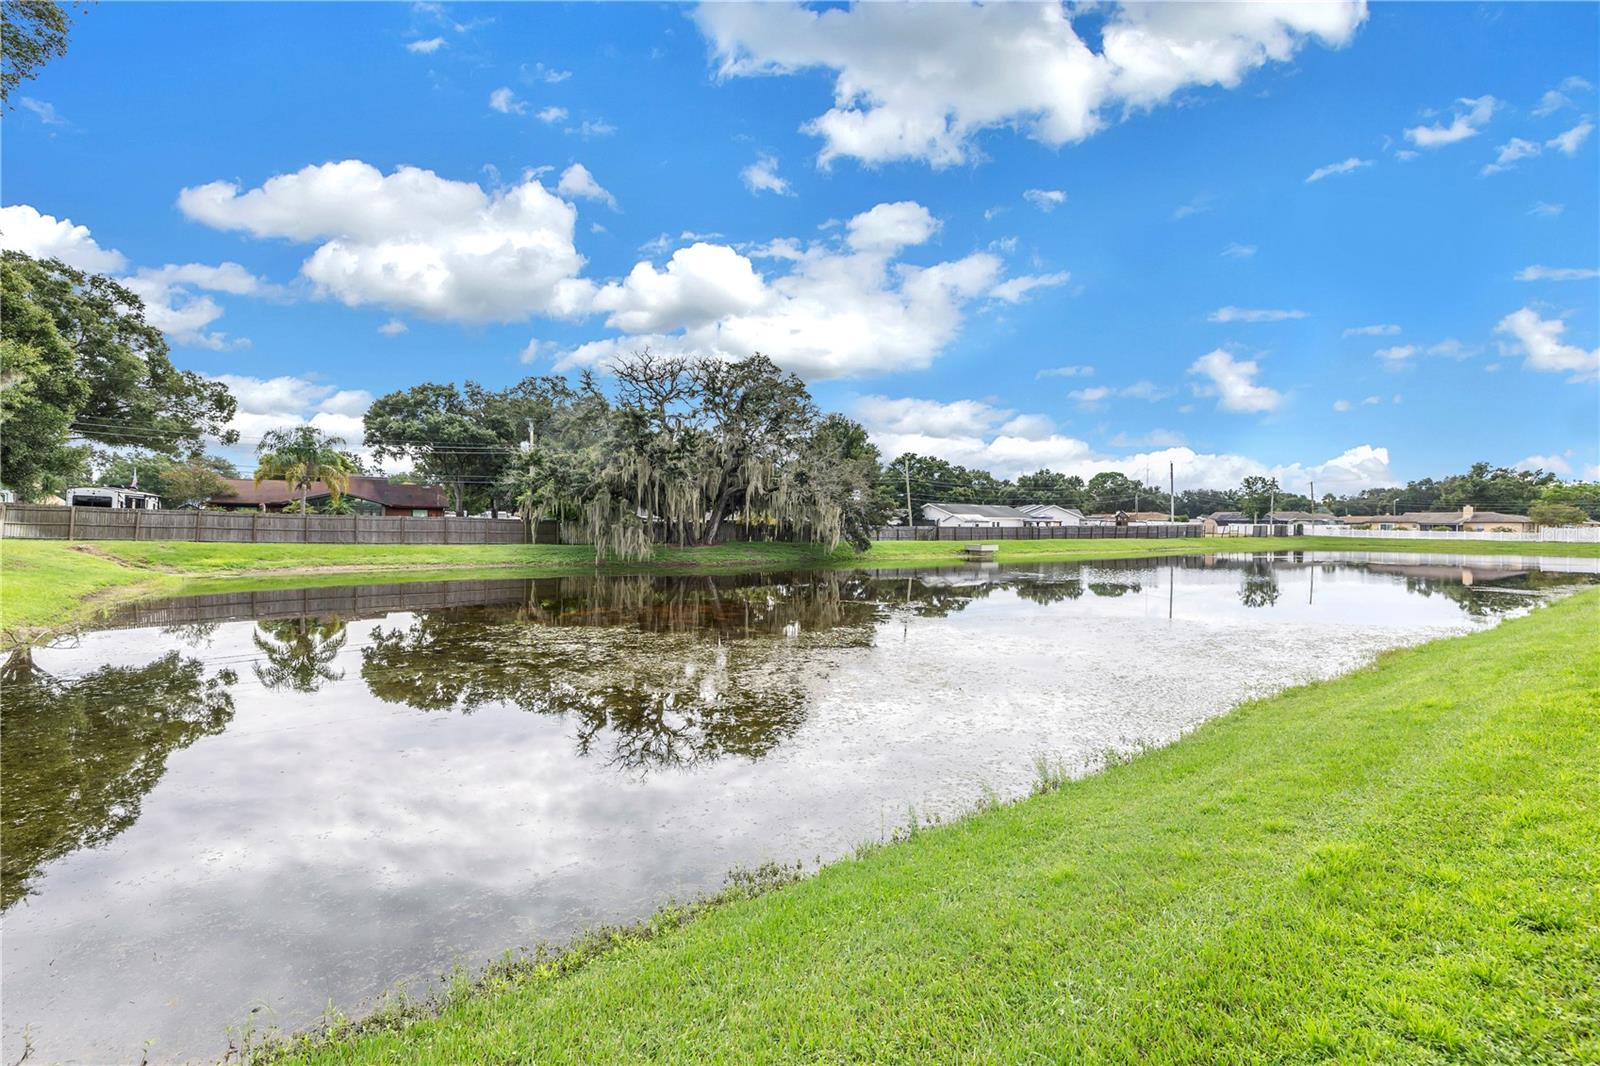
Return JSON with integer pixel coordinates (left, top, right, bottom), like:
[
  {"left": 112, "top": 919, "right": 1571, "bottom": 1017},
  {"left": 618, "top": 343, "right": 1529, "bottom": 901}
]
[
  {"left": 264, "top": 590, "right": 1600, "bottom": 1065},
  {"left": 0, "top": 541, "right": 181, "bottom": 636}
]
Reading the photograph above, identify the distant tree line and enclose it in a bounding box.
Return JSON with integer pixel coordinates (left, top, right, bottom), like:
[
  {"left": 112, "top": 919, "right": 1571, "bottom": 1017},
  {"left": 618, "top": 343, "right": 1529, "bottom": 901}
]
[
  {"left": 4, "top": 249, "right": 1592, "bottom": 533},
  {"left": 873, "top": 459, "right": 1597, "bottom": 525}
]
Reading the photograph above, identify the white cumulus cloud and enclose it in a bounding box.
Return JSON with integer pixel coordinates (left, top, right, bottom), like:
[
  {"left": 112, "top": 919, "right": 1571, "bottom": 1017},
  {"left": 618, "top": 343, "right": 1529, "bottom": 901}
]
[
  {"left": 854, "top": 394, "right": 1393, "bottom": 489},
  {"left": 0, "top": 203, "right": 128, "bottom": 272},
  {"left": 0, "top": 204, "right": 270, "bottom": 349},
  {"left": 1547, "top": 119, "right": 1594, "bottom": 156},
  {"left": 1494, "top": 307, "right": 1600, "bottom": 381},
  {"left": 1480, "top": 137, "right": 1540, "bottom": 176},
  {"left": 988, "top": 271, "right": 1070, "bottom": 304},
  {"left": 1305, "top": 156, "right": 1371, "bottom": 183},
  {"left": 489, "top": 87, "right": 528, "bottom": 115},
  {"left": 1208, "top": 306, "right": 1307, "bottom": 323},
  {"left": 1517, "top": 265, "right": 1598, "bottom": 282},
  {"left": 741, "top": 153, "right": 794, "bottom": 196},
  {"left": 1515, "top": 453, "right": 1573, "bottom": 475},
  {"left": 557, "top": 201, "right": 1012, "bottom": 379},
  {"left": 1023, "top": 188, "right": 1066, "bottom": 211},
  {"left": 1404, "top": 95, "right": 1497, "bottom": 148},
  {"left": 178, "top": 160, "right": 593, "bottom": 324},
  {"left": 556, "top": 163, "right": 617, "bottom": 209},
  {"left": 1188, "top": 349, "right": 1283, "bottom": 413},
  {"left": 695, "top": 1, "right": 1365, "bottom": 167}
]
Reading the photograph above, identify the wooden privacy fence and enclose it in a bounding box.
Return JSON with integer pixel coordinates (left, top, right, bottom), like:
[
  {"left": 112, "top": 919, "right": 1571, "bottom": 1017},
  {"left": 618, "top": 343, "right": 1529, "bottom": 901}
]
[
  {"left": 873, "top": 523, "right": 1201, "bottom": 541},
  {"left": 0, "top": 504, "right": 541, "bottom": 545}
]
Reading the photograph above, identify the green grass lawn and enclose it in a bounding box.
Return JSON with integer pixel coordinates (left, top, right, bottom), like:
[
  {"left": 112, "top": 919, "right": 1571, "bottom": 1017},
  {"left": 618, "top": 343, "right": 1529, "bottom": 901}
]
[
  {"left": 3, "top": 534, "right": 1596, "bottom": 638},
  {"left": 262, "top": 589, "right": 1600, "bottom": 1064},
  {"left": 0, "top": 541, "right": 183, "bottom": 637}
]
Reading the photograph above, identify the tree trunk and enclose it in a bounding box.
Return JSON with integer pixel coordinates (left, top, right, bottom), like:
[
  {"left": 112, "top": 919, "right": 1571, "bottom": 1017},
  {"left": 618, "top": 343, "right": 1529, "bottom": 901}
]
[{"left": 702, "top": 475, "right": 738, "bottom": 546}]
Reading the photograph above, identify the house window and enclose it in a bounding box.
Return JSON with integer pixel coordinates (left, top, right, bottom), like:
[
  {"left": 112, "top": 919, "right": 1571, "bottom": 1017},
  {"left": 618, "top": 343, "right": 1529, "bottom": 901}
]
[{"left": 412, "top": 509, "right": 430, "bottom": 517}]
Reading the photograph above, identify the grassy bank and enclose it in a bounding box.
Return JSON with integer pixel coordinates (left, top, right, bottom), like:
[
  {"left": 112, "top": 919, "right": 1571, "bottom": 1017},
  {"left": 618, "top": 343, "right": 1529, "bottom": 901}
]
[
  {"left": 3, "top": 534, "right": 1596, "bottom": 638},
  {"left": 263, "top": 589, "right": 1600, "bottom": 1064}
]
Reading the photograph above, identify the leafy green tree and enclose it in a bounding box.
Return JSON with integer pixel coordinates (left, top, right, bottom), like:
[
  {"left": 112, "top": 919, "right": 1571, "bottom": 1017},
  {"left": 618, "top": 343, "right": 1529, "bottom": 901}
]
[
  {"left": 1528, "top": 501, "right": 1589, "bottom": 527},
  {"left": 1535, "top": 481, "right": 1600, "bottom": 520},
  {"left": 780, "top": 413, "right": 884, "bottom": 550},
  {"left": 0, "top": 252, "right": 238, "bottom": 498},
  {"left": 1, "top": 0, "right": 76, "bottom": 105},
  {"left": 683, "top": 354, "right": 819, "bottom": 545},
  {"left": 1176, "top": 487, "right": 1238, "bottom": 517},
  {"left": 507, "top": 352, "right": 879, "bottom": 559},
  {"left": 1086, "top": 471, "right": 1146, "bottom": 512},
  {"left": 0, "top": 258, "right": 86, "bottom": 497},
  {"left": 1013, "top": 470, "right": 1087, "bottom": 509},
  {"left": 254, "top": 426, "right": 357, "bottom": 513},
  {"left": 364, "top": 382, "right": 510, "bottom": 515},
  {"left": 1434, "top": 463, "right": 1554, "bottom": 514},
  {"left": 94, "top": 452, "right": 237, "bottom": 508},
  {"left": 1238, "top": 475, "right": 1280, "bottom": 520}
]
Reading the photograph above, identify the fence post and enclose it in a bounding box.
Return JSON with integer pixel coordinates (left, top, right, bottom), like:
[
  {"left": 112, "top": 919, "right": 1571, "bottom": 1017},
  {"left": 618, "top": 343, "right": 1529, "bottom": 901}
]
[
  {"left": 251, "top": 511, "right": 260, "bottom": 543},
  {"left": 194, "top": 509, "right": 201, "bottom": 542},
  {"left": 67, "top": 505, "right": 76, "bottom": 541}
]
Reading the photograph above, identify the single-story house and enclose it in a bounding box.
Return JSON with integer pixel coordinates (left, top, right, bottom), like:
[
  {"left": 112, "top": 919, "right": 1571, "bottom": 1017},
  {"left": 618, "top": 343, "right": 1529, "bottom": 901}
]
[
  {"left": 1203, "top": 510, "right": 1325, "bottom": 533},
  {"left": 205, "top": 477, "right": 448, "bottom": 517},
  {"left": 1339, "top": 506, "right": 1533, "bottom": 532},
  {"left": 922, "top": 503, "right": 1063, "bottom": 528},
  {"left": 1088, "top": 510, "right": 1174, "bottom": 525},
  {"left": 1018, "top": 503, "right": 1085, "bottom": 525}
]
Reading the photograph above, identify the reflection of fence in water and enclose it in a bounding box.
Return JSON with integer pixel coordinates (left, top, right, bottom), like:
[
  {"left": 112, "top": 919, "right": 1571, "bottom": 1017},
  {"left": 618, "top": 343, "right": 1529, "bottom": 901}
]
[
  {"left": 99, "top": 572, "right": 886, "bottom": 638},
  {"left": 520, "top": 571, "right": 879, "bottom": 636}
]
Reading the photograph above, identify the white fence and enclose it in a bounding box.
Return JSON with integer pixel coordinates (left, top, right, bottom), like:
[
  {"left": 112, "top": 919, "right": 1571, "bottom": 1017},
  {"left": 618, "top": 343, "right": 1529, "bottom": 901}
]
[{"left": 1219, "top": 523, "right": 1600, "bottom": 544}]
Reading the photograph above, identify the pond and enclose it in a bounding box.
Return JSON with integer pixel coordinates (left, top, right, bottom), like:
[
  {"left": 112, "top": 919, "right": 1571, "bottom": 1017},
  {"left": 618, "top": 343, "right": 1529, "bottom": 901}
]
[{"left": 3, "top": 551, "right": 1596, "bottom": 1063}]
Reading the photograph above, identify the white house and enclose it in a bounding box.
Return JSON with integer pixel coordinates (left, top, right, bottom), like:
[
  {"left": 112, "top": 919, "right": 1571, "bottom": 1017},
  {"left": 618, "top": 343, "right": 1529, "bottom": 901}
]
[
  {"left": 922, "top": 503, "right": 1070, "bottom": 528},
  {"left": 1018, "top": 503, "right": 1084, "bottom": 525}
]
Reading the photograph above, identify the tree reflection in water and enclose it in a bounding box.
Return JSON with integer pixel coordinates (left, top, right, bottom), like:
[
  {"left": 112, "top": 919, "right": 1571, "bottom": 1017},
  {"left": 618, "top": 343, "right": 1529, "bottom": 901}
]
[
  {"left": 359, "top": 572, "right": 887, "bottom": 772},
  {"left": 0, "top": 648, "right": 236, "bottom": 910},
  {"left": 1239, "top": 562, "right": 1282, "bottom": 608},
  {"left": 251, "top": 617, "right": 348, "bottom": 692}
]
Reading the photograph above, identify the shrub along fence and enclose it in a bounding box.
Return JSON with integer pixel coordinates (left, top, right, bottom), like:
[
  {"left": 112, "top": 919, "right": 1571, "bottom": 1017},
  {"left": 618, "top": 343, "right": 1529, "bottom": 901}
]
[
  {"left": 0, "top": 504, "right": 541, "bottom": 545},
  {"left": 873, "top": 523, "right": 1201, "bottom": 541}
]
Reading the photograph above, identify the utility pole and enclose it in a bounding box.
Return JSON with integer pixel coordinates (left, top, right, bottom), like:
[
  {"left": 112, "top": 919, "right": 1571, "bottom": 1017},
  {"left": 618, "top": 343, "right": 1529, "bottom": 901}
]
[
  {"left": 1169, "top": 461, "right": 1175, "bottom": 521},
  {"left": 1309, "top": 479, "right": 1315, "bottom": 516},
  {"left": 903, "top": 458, "right": 915, "bottom": 535}
]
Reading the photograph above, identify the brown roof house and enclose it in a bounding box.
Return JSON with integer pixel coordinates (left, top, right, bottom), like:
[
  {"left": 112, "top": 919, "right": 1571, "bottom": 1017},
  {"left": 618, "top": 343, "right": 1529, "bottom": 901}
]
[
  {"left": 206, "top": 477, "right": 447, "bottom": 517},
  {"left": 1339, "top": 505, "right": 1533, "bottom": 532},
  {"left": 1088, "top": 510, "right": 1177, "bottom": 525}
]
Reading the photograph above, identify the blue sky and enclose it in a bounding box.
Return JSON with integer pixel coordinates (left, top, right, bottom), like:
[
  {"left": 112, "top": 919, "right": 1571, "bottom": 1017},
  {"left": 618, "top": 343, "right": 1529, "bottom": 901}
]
[{"left": 4, "top": 1, "right": 1597, "bottom": 491}]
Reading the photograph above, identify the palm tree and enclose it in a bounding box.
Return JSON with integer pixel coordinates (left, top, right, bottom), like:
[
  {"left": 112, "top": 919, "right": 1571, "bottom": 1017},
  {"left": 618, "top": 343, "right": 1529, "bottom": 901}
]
[
  {"left": 251, "top": 617, "right": 348, "bottom": 692},
  {"left": 254, "top": 426, "right": 357, "bottom": 513}
]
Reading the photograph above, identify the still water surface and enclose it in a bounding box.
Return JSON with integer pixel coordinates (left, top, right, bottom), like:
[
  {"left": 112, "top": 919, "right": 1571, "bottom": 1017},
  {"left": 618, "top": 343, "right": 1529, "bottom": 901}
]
[{"left": 3, "top": 552, "right": 1595, "bottom": 1062}]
